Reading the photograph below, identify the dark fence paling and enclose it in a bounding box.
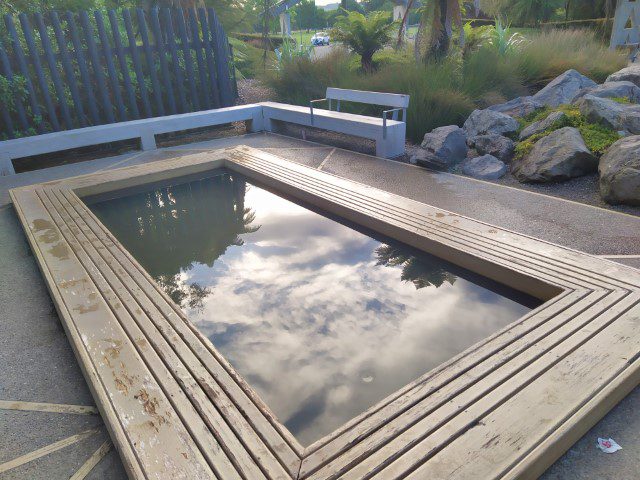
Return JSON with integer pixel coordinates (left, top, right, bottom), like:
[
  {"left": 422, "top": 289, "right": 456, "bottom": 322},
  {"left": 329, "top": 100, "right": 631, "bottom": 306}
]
[{"left": 0, "top": 7, "right": 237, "bottom": 140}]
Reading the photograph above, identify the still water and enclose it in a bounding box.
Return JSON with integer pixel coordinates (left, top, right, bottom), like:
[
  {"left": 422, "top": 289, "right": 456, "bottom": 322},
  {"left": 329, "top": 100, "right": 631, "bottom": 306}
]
[{"left": 89, "top": 171, "right": 538, "bottom": 446}]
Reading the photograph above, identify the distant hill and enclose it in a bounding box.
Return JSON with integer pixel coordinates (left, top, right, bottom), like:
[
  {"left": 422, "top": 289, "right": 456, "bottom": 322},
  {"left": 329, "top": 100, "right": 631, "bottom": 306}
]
[{"left": 320, "top": 3, "right": 340, "bottom": 11}]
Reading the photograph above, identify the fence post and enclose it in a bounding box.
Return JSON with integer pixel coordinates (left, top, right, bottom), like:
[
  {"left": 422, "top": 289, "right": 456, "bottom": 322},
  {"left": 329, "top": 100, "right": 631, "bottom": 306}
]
[
  {"left": 109, "top": 9, "right": 140, "bottom": 119},
  {"left": 0, "top": 6, "right": 235, "bottom": 139},
  {"left": 4, "top": 14, "right": 45, "bottom": 133},
  {"left": 51, "top": 11, "right": 87, "bottom": 127}
]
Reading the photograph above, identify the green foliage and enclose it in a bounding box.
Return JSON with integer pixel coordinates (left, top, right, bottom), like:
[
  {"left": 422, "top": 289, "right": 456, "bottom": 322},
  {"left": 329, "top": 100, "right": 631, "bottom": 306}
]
[
  {"left": 267, "top": 26, "right": 625, "bottom": 145},
  {"left": 330, "top": 10, "right": 397, "bottom": 72},
  {"left": 609, "top": 96, "right": 632, "bottom": 104},
  {"left": 511, "top": 28, "right": 626, "bottom": 85},
  {"left": 515, "top": 104, "right": 620, "bottom": 159},
  {"left": 481, "top": 0, "right": 563, "bottom": 26},
  {"left": 488, "top": 18, "right": 527, "bottom": 55},
  {"left": 229, "top": 38, "right": 276, "bottom": 79},
  {"left": 274, "top": 38, "right": 313, "bottom": 70},
  {"left": 0, "top": 74, "right": 28, "bottom": 110},
  {"left": 578, "top": 123, "right": 621, "bottom": 155}
]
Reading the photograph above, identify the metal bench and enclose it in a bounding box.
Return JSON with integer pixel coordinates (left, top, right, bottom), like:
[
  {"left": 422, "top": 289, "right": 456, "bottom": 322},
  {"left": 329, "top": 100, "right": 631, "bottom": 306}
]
[{"left": 261, "top": 88, "right": 410, "bottom": 158}]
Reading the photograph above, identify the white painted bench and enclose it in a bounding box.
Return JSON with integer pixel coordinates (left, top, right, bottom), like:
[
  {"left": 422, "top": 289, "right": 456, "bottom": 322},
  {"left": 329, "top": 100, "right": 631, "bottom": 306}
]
[
  {"left": 0, "top": 105, "right": 264, "bottom": 175},
  {"left": 261, "top": 87, "right": 410, "bottom": 158},
  {"left": 0, "top": 90, "right": 410, "bottom": 175}
]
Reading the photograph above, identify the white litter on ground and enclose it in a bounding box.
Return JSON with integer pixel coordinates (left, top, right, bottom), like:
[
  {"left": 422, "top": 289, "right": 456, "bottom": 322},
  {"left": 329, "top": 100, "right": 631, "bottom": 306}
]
[{"left": 596, "top": 437, "right": 622, "bottom": 453}]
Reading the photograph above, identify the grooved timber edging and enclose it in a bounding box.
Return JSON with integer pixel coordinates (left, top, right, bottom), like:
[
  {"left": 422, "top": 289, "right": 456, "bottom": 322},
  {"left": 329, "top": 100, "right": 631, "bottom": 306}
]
[{"left": 10, "top": 146, "right": 640, "bottom": 480}]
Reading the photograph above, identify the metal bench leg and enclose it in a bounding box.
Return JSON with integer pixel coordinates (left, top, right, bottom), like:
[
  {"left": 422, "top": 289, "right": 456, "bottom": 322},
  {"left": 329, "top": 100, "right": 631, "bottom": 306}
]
[
  {"left": 0, "top": 154, "right": 15, "bottom": 176},
  {"left": 140, "top": 132, "right": 157, "bottom": 151}
]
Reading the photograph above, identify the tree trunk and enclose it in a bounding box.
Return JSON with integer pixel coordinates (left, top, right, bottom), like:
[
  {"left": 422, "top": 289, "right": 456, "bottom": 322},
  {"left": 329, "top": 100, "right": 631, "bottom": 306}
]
[
  {"left": 361, "top": 52, "right": 373, "bottom": 73},
  {"left": 429, "top": 0, "right": 450, "bottom": 59},
  {"left": 341, "top": 0, "right": 347, "bottom": 11}
]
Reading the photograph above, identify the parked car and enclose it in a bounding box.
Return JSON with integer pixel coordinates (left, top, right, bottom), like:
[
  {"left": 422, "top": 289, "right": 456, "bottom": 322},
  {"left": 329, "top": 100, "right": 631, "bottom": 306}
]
[{"left": 311, "top": 32, "right": 330, "bottom": 46}]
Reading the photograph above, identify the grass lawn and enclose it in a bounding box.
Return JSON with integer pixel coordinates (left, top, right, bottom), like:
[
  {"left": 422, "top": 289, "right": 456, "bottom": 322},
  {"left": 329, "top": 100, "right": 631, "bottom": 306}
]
[{"left": 291, "top": 29, "right": 326, "bottom": 45}]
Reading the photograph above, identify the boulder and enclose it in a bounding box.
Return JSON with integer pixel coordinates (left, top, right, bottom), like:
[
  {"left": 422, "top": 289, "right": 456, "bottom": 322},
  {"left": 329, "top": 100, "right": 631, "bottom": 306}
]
[
  {"left": 605, "top": 64, "right": 640, "bottom": 87},
  {"left": 472, "top": 134, "right": 515, "bottom": 161},
  {"left": 512, "top": 127, "right": 597, "bottom": 183},
  {"left": 532, "top": 69, "right": 597, "bottom": 107},
  {"left": 572, "top": 81, "right": 640, "bottom": 103},
  {"left": 487, "top": 96, "right": 544, "bottom": 118},
  {"left": 412, "top": 125, "right": 468, "bottom": 170},
  {"left": 409, "top": 149, "right": 452, "bottom": 170},
  {"left": 599, "top": 136, "right": 640, "bottom": 205},
  {"left": 463, "top": 109, "right": 519, "bottom": 139},
  {"left": 519, "top": 111, "right": 567, "bottom": 140},
  {"left": 576, "top": 94, "right": 640, "bottom": 134},
  {"left": 461, "top": 154, "right": 507, "bottom": 180}
]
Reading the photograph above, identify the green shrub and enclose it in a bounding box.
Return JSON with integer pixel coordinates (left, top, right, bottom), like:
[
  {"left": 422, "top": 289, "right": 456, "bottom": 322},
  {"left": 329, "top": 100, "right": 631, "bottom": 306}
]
[
  {"left": 265, "top": 28, "right": 625, "bottom": 144},
  {"left": 514, "top": 104, "right": 620, "bottom": 159}
]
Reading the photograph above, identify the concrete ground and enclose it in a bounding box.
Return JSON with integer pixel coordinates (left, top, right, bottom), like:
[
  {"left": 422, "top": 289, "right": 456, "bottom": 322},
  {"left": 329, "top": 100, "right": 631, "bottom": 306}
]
[{"left": 0, "top": 132, "right": 638, "bottom": 479}]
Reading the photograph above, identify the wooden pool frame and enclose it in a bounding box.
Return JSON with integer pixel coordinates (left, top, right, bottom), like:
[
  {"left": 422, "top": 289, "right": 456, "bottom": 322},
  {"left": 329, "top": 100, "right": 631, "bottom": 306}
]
[{"left": 10, "top": 146, "right": 640, "bottom": 480}]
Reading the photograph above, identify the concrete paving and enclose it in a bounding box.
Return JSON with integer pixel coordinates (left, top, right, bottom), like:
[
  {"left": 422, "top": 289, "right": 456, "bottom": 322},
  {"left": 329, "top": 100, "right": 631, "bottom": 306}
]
[{"left": 0, "top": 132, "right": 638, "bottom": 479}]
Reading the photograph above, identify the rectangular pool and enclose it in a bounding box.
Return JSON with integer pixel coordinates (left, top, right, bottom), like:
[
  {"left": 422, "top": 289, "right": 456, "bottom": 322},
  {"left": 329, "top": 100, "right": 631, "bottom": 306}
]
[{"left": 88, "top": 170, "right": 540, "bottom": 446}]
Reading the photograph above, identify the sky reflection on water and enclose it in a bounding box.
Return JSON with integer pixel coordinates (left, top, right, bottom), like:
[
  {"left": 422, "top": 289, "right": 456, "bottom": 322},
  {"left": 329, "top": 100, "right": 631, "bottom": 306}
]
[{"left": 90, "top": 171, "right": 536, "bottom": 446}]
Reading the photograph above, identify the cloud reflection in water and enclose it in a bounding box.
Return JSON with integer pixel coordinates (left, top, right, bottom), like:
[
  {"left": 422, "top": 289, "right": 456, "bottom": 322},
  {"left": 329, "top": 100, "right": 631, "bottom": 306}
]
[{"left": 90, "top": 172, "right": 534, "bottom": 446}]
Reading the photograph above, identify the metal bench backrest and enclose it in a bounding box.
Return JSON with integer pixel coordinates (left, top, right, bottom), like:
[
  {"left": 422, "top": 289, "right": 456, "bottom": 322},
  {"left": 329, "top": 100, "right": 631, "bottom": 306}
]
[
  {"left": 325, "top": 87, "right": 409, "bottom": 123},
  {"left": 326, "top": 88, "right": 410, "bottom": 110}
]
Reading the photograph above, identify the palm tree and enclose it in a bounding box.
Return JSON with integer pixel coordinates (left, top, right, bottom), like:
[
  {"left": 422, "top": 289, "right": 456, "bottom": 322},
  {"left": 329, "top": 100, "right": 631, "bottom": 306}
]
[
  {"left": 331, "top": 10, "right": 397, "bottom": 72},
  {"left": 414, "top": 0, "right": 464, "bottom": 62}
]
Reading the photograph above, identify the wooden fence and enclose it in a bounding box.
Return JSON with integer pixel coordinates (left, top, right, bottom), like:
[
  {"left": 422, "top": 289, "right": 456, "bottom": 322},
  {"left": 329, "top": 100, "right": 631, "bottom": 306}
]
[{"left": 0, "top": 7, "right": 237, "bottom": 140}]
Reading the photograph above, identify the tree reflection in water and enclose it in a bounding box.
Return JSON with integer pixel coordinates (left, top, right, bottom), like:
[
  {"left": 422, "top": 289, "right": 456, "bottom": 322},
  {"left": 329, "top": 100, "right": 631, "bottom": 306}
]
[
  {"left": 375, "top": 244, "right": 457, "bottom": 289},
  {"left": 91, "top": 172, "right": 259, "bottom": 311}
]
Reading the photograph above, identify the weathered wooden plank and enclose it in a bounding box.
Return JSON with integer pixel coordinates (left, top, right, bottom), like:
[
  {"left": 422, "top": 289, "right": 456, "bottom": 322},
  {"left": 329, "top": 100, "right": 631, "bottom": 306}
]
[
  {"left": 59, "top": 188, "right": 295, "bottom": 479},
  {"left": 298, "top": 294, "right": 583, "bottom": 476},
  {"left": 150, "top": 8, "right": 176, "bottom": 115},
  {"left": 162, "top": 8, "right": 187, "bottom": 113},
  {"left": 384, "top": 295, "right": 640, "bottom": 480},
  {"left": 136, "top": 8, "right": 164, "bottom": 117},
  {"left": 66, "top": 11, "right": 100, "bottom": 125},
  {"left": 198, "top": 7, "right": 221, "bottom": 108},
  {"left": 229, "top": 149, "right": 618, "bottom": 292},
  {"left": 123, "top": 9, "right": 152, "bottom": 118},
  {"left": 11, "top": 187, "right": 213, "bottom": 480},
  {"left": 50, "top": 11, "right": 87, "bottom": 127},
  {"left": 0, "top": 39, "right": 19, "bottom": 136},
  {"left": 188, "top": 8, "right": 211, "bottom": 109},
  {"left": 108, "top": 9, "right": 139, "bottom": 120},
  {"left": 79, "top": 11, "right": 114, "bottom": 124},
  {"left": 176, "top": 8, "right": 199, "bottom": 111},
  {"left": 34, "top": 13, "right": 73, "bottom": 130},
  {"left": 228, "top": 42, "right": 238, "bottom": 99},
  {"left": 19, "top": 13, "right": 61, "bottom": 131},
  {"left": 94, "top": 11, "right": 127, "bottom": 122},
  {"left": 4, "top": 14, "right": 45, "bottom": 133},
  {"left": 67, "top": 189, "right": 304, "bottom": 476},
  {"left": 303, "top": 290, "right": 623, "bottom": 479},
  {"left": 10, "top": 146, "right": 640, "bottom": 480},
  {"left": 45, "top": 188, "right": 248, "bottom": 480},
  {"left": 208, "top": 8, "right": 233, "bottom": 107}
]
